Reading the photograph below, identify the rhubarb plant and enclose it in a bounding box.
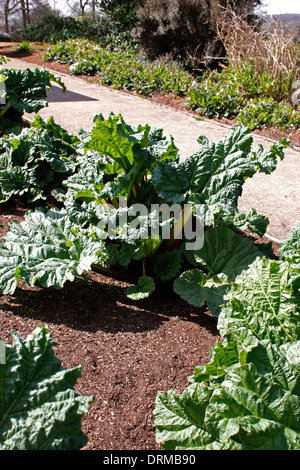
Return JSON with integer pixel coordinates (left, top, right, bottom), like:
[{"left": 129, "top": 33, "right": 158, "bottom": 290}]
[
  {"left": 0, "top": 326, "right": 93, "bottom": 450},
  {"left": 154, "top": 248, "right": 300, "bottom": 450},
  {"left": 0, "top": 66, "right": 66, "bottom": 129},
  {"left": 0, "top": 115, "right": 79, "bottom": 203},
  {"left": 0, "top": 112, "right": 291, "bottom": 310},
  {"left": 279, "top": 224, "right": 300, "bottom": 291}
]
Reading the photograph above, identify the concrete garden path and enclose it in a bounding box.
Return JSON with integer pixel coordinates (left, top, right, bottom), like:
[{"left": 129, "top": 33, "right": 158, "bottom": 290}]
[{"left": 5, "top": 57, "right": 300, "bottom": 241}]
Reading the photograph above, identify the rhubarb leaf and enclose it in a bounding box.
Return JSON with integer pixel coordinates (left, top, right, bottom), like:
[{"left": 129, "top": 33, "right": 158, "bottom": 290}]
[
  {"left": 154, "top": 339, "right": 300, "bottom": 450},
  {"left": 2, "top": 67, "right": 66, "bottom": 115},
  {"left": 153, "top": 249, "right": 183, "bottom": 281},
  {"left": 152, "top": 126, "right": 257, "bottom": 214},
  {"left": 174, "top": 227, "right": 262, "bottom": 315},
  {"left": 279, "top": 224, "right": 300, "bottom": 290},
  {"left": 0, "top": 208, "right": 108, "bottom": 295},
  {"left": 218, "top": 258, "right": 300, "bottom": 346},
  {"left": 0, "top": 326, "right": 93, "bottom": 450},
  {"left": 126, "top": 275, "right": 155, "bottom": 300}
]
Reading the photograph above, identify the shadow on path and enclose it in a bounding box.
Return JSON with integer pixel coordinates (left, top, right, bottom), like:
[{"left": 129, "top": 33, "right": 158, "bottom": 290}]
[{"left": 47, "top": 84, "right": 98, "bottom": 102}]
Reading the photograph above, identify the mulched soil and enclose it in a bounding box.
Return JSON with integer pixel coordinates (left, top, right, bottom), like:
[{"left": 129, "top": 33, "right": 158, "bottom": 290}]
[{"left": 0, "top": 42, "right": 284, "bottom": 451}]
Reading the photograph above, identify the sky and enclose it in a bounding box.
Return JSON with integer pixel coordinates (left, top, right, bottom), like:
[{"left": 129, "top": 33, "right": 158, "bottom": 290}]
[
  {"left": 259, "top": 0, "right": 300, "bottom": 15},
  {"left": 52, "top": 0, "right": 300, "bottom": 16}
]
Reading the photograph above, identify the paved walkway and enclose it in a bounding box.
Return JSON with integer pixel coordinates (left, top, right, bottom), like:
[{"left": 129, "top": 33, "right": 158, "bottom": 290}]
[{"left": 4, "top": 57, "right": 300, "bottom": 241}]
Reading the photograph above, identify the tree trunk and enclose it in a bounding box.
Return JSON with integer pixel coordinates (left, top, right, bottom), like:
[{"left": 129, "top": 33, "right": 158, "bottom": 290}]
[
  {"left": 20, "top": 0, "right": 27, "bottom": 27},
  {"left": 4, "top": 1, "right": 10, "bottom": 33},
  {"left": 26, "top": 0, "right": 30, "bottom": 24}
]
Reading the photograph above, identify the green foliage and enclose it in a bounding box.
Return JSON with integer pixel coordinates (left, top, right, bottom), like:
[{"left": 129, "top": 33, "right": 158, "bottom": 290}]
[
  {"left": 186, "top": 65, "right": 300, "bottom": 130},
  {"left": 100, "top": 0, "right": 138, "bottom": 31},
  {"left": 43, "top": 39, "right": 191, "bottom": 96},
  {"left": 12, "top": 14, "right": 134, "bottom": 47},
  {"left": 16, "top": 41, "right": 32, "bottom": 52},
  {"left": 0, "top": 208, "right": 109, "bottom": 294},
  {"left": 185, "top": 68, "right": 241, "bottom": 118},
  {"left": 174, "top": 226, "right": 263, "bottom": 315},
  {"left": 0, "top": 115, "right": 79, "bottom": 204},
  {"left": 236, "top": 97, "right": 300, "bottom": 130},
  {"left": 155, "top": 338, "right": 300, "bottom": 449},
  {"left": 0, "top": 112, "right": 290, "bottom": 306},
  {"left": 0, "top": 326, "right": 93, "bottom": 450},
  {"left": 279, "top": 224, "right": 300, "bottom": 290},
  {"left": 43, "top": 38, "right": 299, "bottom": 131},
  {"left": 154, "top": 243, "right": 300, "bottom": 450},
  {"left": 218, "top": 257, "right": 300, "bottom": 346},
  {"left": 0, "top": 66, "right": 66, "bottom": 132}
]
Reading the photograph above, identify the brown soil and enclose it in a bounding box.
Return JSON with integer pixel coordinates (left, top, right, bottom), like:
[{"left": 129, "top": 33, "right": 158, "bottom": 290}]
[
  {"left": 1, "top": 42, "right": 299, "bottom": 148},
  {"left": 0, "top": 42, "right": 283, "bottom": 451}
]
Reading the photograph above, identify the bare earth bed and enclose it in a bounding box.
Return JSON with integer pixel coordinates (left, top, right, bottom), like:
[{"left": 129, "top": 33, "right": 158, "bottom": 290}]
[{"left": 0, "top": 43, "right": 284, "bottom": 451}]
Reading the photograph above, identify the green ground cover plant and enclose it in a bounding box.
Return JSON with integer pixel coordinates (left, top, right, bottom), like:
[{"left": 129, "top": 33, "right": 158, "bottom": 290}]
[
  {"left": 42, "top": 37, "right": 300, "bottom": 131},
  {"left": 43, "top": 39, "right": 191, "bottom": 96},
  {"left": 186, "top": 66, "right": 300, "bottom": 130},
  {"left": 12, "top": 14, "right": 134, "bottom": 47}
]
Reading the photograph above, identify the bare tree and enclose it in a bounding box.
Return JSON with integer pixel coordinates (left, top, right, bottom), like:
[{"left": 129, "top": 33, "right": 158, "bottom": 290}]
[
  {"left": 1, "top": 0, "right": 22, "bottom": 32},
  {"left": 66, "top": 0, "right": 95, "bottom": 16},
  {"left": 0, "top": 0, "right": 54, "bottom": 32}
]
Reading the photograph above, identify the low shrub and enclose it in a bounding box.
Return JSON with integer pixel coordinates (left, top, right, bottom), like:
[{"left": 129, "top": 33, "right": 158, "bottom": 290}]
[
  {"left": 12, "top": 14, "right": 135, "bottom": 47},
  {"left": 237, "top": 97, "right": 300, "bottom": 130},
  {"left": 185, "top": 65, "right": 300, "bottom": 129},
  {"left": 43, "top": 39, "right": 192, "bottom": 96}
]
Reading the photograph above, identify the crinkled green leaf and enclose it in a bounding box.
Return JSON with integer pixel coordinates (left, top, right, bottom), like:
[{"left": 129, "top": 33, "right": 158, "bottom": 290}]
[
  {"left": 2, "top": 67, "right": 66, "bottom": 115},
  {"left": 118, "top": 242, "right": 145, "bottom": 267},
  {"left": 279, "top": 225, "right": 300, "bottom": 290},
  {"left": 218, "top": 258, "right": 300, "bottom": 346},
  {"left": 0, "top": 116, "right": 79, "bottom": 203},
  {"left": 153, "top": 126, "right": 256, "bottom": 216},
  {"left": 151, "top": 161, "right": 189, "bottom": 204},
  {"left": 173, "top": 269, "right": 229, "bottom": 315},
  {"left": 219, "top": 208, "right": 269, "bottom": 238},
  {"left": 174, "top": 227, "right": 262, "bottom": 315},
  {"left": 155, "top": 340, "right": 300, "bottom": 450},
  {"left": 279, "top": 225, "right": 300, "bottom": 264},
  {"left": 85, "top": 113, "right": 150, "bottom": 170},
  {"left": 0, "top": 326, "right": 93, "bottom": 450},
  {"left": 187, "top": 226, "right": 262, "bottom": 278},
  {"left": 153, "top": 249, "right": 183, "bottom": 281},
  {"left": 63, "top": 154, "right": 107, "bottom": 200},
  {"left": 154, "top": 383, "right": 227, "bottom": 450},
  {"left": 0, "top": 166, "right": 31, "bottom": 198},
  {"left": 191, "top": 338, "right": 240, "bottom": 384},
  {"left": 250, "top": 138, "right": 291, "bottom": 174},
  {"left": 0, "top": 208, "right": 108, "bottom": 294}
]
